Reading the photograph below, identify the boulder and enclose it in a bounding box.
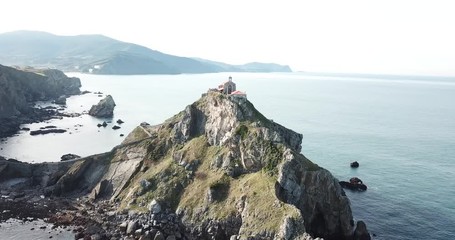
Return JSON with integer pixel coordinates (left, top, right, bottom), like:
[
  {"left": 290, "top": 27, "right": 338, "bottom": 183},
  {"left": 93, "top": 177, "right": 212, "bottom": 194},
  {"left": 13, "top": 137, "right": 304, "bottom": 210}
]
[
  {"left": 112, "top": 125, "right": 121, "bottom": 130},
  {"left": 148, "top": 199, "right": 162, "bottom": 214},
  {"left": 117, "top": 119, "right": 124, "bottom": 124},
  {"left": 88, "top": 95, "right": 116, "bottom": 117},
  {"left": 350, "top": 161, "right": 359, "bottom": 168},
  {"left": 126, "top": 220, "right": 139, "bottom": 235},
  {"left": 154, "top": 231, "right": 165, "bottom": 240},
  {"left": 89, "top": 179, "right": 112, "bottom": 200},
  {"left": 139, "top": 231, "right": 153, "bottom": 240},
  {"left": 119, "top": 221, "right": 128, "bottom": 232}
]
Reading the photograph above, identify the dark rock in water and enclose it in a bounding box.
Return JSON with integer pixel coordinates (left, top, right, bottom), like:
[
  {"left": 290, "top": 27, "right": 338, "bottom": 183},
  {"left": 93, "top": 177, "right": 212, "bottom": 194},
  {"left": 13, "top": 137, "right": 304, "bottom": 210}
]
[
  {"left": 354, "top": 221, "right": 371, "bottom": 240},
  {"left": 21, "top": 127, "right": 31, "bottom": 131},
  {"left": 350, "top": 177, "right": 363, "bottom": 184},
  {"left": 54, "top": 95, "right": 67, "bottom": 105},
  {"left": 339, "top": 177, "right": 367, "bottom": 191},
  {"left": 81, "top": 90, "right": 91, "bottom": 94},
  {"left": 30, "top": 129, "right": 67, "bottom": 136},
  {"left": 116, "top": 119, "right": 124, "bottom": 124},
  {"left": 112, "top": 125, "right": 121, "bottom": 130},
  {"left": 40, "top": 126, "right": 57, "bottom": 129},
  {"left": 88, "top": 95, "right": 116, "bottom": 117},
  {"left": 350, "top": 161, "right": 359, "bottom": 168},
  {"left": 120, "top": 134, "right": 124, "bottom": 137},
  {"left": 97, "top": 122, "right": 108, "bottom": 128},
  {"left": 59, "top": 112, "right": 81, "bottom": 118},
  {"left": 61, "top": 154, "right": 81, "bottom": 161}
]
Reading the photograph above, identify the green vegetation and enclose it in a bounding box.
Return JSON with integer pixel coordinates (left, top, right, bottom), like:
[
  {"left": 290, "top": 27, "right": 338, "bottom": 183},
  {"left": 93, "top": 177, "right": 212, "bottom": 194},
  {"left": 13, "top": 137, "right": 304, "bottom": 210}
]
[
  {"left": 176, "top": 135, "right": 208, "bottom": 162},
  {"left": 139, "top": 158, "right": 188, "bottom": 210},
  {"left": 122, "top": 126, "right": 151, "bottom": 143},
  {"left": 244, "top": 100, "right": 271, "bottom": 126},
  {"left": 235, "top": 124, "right": 249, "bottom": 140},
  {"left": 208, "top": 174, "right": 230, "bottom": 202},
  {"left": 263, "top": 142, "right": 283, "bottom": 175},
  {"left": 297, "top": 154, "right": 321, "bottom": 171}
]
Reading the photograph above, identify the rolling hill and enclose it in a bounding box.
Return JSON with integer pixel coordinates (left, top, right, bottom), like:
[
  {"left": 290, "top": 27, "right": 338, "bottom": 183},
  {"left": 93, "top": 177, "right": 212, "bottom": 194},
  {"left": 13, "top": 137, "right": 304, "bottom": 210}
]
[{"left": 0, "top": 31, "right": 292, "bottom": 75}]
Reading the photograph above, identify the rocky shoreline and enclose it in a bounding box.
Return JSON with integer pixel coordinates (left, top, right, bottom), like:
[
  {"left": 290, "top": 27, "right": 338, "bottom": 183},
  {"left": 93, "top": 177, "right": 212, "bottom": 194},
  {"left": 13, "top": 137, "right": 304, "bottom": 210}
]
[
  {"left": 0, "top": 65, "right": 82, "bottom": 139},
  {"left": 0, "top": 166, "right": 324, "bottom": 240}
]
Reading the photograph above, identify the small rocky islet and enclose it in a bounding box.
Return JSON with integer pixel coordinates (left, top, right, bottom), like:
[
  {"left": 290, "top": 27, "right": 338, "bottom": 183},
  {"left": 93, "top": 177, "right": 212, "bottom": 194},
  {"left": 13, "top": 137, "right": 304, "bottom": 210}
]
[{"left": 0, "top": 68, "right": 371, "bottom": 239}]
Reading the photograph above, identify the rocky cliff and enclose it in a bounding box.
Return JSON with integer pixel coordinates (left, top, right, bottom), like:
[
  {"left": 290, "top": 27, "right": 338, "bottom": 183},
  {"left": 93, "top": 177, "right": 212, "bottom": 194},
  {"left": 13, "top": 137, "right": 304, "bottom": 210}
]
[
  {"left": 0, "top": 92, "right": 367, "bottom": 240},
  {"left": 0, "top": 65, "right": 81, "bottom": 137}
]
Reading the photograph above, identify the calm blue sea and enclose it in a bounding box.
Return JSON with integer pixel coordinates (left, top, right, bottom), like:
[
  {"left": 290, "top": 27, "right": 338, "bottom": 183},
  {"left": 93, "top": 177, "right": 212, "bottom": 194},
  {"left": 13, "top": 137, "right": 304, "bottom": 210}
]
[{"left": 1, "top": 72, "right": 454, "bottom": 239}]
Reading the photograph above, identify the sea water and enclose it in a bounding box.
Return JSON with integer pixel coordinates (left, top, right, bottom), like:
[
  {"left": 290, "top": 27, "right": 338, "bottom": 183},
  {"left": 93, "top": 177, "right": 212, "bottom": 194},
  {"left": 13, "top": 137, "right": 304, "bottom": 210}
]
[{"left": 0, "top": 72, "right": 454, "bottom": 239}]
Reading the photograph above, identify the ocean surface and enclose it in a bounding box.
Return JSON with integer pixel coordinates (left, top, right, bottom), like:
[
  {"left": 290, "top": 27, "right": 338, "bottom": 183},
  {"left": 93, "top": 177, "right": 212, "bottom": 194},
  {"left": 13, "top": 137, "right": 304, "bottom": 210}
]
[{"left": 1, "top": 72, "right": 455, "bottom": 239}]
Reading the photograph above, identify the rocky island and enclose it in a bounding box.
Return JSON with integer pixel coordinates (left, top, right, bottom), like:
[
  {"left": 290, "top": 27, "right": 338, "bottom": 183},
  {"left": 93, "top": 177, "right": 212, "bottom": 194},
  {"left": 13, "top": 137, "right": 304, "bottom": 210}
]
[
  {"left": 0, "top": 64, "right": 81, "bottom": 138},
  {"left": 89, "top": 95, "right": 116, "bottom": 117},
  {"left": 0, "top": 90, "right": 370, "bottom": 239}
]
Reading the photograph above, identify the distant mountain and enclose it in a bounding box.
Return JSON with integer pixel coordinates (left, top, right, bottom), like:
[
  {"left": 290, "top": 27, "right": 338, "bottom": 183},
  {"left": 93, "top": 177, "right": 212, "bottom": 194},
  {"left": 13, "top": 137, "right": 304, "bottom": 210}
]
[
  {"left": 0, "top": 31, "right": 292, "bottom": 75},
  {"left": 192, "top": 58, "right": 292, "bottom": 72}
]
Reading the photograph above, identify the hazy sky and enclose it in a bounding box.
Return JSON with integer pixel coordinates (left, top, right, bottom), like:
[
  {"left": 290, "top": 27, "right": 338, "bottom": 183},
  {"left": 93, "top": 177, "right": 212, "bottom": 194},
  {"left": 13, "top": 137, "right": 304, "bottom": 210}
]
[{"left": 1, "top": 0, "right": 454, "bottom": 75}]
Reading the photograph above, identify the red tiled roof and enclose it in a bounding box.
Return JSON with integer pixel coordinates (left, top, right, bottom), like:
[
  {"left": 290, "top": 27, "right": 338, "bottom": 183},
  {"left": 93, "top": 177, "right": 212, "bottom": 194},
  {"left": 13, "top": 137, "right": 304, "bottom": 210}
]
[{"left": 231, "top": 90, "right": 246, "bottom": 95}]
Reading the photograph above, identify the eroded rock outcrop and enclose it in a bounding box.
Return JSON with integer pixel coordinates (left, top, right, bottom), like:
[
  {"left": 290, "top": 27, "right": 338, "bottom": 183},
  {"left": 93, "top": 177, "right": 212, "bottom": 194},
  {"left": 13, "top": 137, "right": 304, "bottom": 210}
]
[
  {"left": 89, "top": 95, "right": 116, "bottom": 117},
  {"left": 0, "top": 65, "right": 81, "bottom": 137},
  {"left": 0, "top": 92, "right": 369, "bottom": 240}
]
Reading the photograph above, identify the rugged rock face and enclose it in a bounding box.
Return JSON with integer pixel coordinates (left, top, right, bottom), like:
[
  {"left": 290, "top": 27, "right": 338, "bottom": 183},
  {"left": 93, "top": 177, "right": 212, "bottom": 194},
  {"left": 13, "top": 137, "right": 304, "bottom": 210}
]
[
  {"left": 88, "top": 95, "right": 116, "bottom": 117},
  {"left": 0, "top": 92, "right": 368, "bottom": 239},
  {"left": 0, "top": 65, "right": 81, "bottom": 137}
]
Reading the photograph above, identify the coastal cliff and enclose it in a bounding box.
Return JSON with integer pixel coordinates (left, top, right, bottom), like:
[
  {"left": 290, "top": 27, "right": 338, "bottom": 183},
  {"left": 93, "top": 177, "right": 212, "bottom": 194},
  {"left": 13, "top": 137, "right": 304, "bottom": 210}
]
[
  {"left": 0, "top": 92, "right": 366, "bottom": 239},
  {"left": 0, "top": 65, "right": 81, "bottom": 137}
]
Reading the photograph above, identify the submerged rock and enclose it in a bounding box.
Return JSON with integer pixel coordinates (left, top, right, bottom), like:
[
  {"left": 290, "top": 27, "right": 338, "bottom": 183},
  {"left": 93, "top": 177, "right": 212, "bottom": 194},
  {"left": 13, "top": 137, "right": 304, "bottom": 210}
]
[
  {"left": 88, "top": 95, "right": 116, "bottom": 117},
  {"left": 30, "top": 129, "right": 67, "bottom": 135}
]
